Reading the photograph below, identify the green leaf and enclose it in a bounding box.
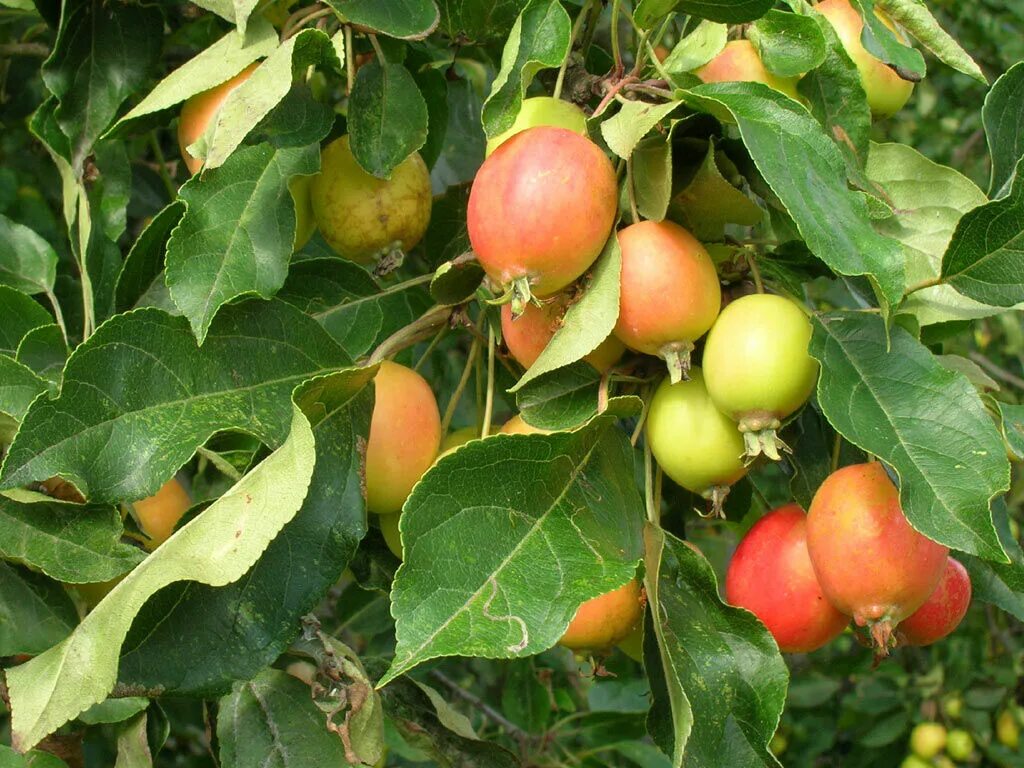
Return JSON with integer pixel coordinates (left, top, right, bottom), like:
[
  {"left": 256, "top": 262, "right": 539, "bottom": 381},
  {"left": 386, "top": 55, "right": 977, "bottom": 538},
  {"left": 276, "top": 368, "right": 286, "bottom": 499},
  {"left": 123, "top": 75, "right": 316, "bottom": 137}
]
[
  {"left": 379, "top": 415, "right": 644, "bottom": 686},
  {"left": 848, "top": 0, "right": 924, "bottom": 82},
  {"left": 481, "top": 0, "right": 571, "bottom": 138},
  {"left": 109, "top": 21, "right": 278, "bottom": 137},
  {"left": 810, "top": 311, "right": 1010, "bottom": 560},
  {"left": 993, "top": 399, "right": 1024, "bottom": 461},
  {"left": 876, "top": 0, "right": 986, "bottom": 85},
  {"left": 682, "top": 82, "right": 905, "bottom": 314},
  {"left": 79, "top": 697, "right": 149, "bottom": 725},
  {"left": 218, "top": 668, "right": 359, "bottom": 767},
  {"left": 0, "top": 215, "right": 58, "bottom": 296},
  {"left": 750, "top": 10, "right": 827, "bottom": 78},
  {"left": 279, "top": 258, "right": 432, "bottom": 360},
  {"left": 634, "top": 0, "right": 773, "bottom": 26},
  {"left": 436, "top": 0, "right": 529, "bottom": 44},
  {"left": 40, "top": 0, "right": 162, "bottom": 170},
  {"left": 6, "top": 403, "right": 316, "bottom": 752},
  {"left": 114, "top": 712, "right": 152, "bottom": 768},
  {"left": 515, "top": 363, "right": 601, "bottom": 431},
  {"left": 166, "top": 144, "right": 319, "bottom": 342},
  {"left": 195, "top": 29, "right": 341, "bottom": 172},
  {"left": 510, "top": 235, "right": 620, "bottom": 392},
  {"left": 632, "top": 134, "right": 673, "bottom": 222},
  {"left": 983, "top": 62, "right": 1024, "bottom": 199},
  {"left": 0, "top": 745, "right": 68, "bottom": 768},
  {"left": 0, "top": 301, "right": 346, "bottom": 504},
  {"left": 349, "top": 61, "right": 429, "bottom": 179},
  {"left": 602, "top": 101, "right": 682, "bottom": 160},
  {"left": 644, "top": 525, "right": 787, "bottom": 766},
  {"left": 0, "top": 285, "right": 54, "bottom": 357},
  {"left": 0, "top": 356, "right": 49, "bottom": 436},
  {"left": 379, "top": 677, "right": 520, "bottom": 767},
  {"left": 430, "top": 256, "right": 485, "bottom": 305},
  {"left": 114, "top": 202, "right": 184, "bottom": 314},
  {"left": 0, "top": 495, "right": 144, "bottom": 583},
  {"left": 797, "top": 13, "right": 871, "bottom": 171},
  {"left": 958, "top": 499, "right": 1024, "bottom": 622},
  {"left": 670, "top": 139, "right": 763, "bottom": 240},
  {"left": 118, "top": 369, "right": 373, "bottom": 696},
  {"left": 17, "top": 325, "right": 67, "bottom": 389},
  {"left": 251, "top": 86, "right": 336, "bottom": 151},
  {"left": 662, "top": 20, "right": 727, "bottom": 75},
  {"left": 325, "top": 0, "right": 440, "bottom": 40},
  {"left": 941, "top": 157, "right": 1024, "bottom": 307},
  {"left": 0, "top": 561, "right": 77, "bottom": 656}
]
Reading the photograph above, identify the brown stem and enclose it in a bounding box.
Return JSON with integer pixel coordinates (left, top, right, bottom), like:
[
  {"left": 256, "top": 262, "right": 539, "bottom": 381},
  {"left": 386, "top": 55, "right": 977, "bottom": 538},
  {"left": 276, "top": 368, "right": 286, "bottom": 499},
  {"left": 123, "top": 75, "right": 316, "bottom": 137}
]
[
  {"left": 969, "top": 351, "right": 1024, "bottom": 390},
  {"left": 367, "top": 305, "right": 452, "bottom": 365},
  {"left": 0, "top": 42, "right": 49, "bottom": 57}
]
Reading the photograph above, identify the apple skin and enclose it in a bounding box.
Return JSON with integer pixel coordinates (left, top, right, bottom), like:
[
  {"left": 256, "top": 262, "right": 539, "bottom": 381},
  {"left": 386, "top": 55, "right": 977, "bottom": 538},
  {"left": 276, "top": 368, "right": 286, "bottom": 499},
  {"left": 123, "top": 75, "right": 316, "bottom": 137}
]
[
  {"left": 500, "top": 415, "right": 551, "bottom": 435},
  {"left": 501, "top": 299, "right": 625, "bottom": 373},
  {"left": 380, "top": 511, "right": 403, "bottom": 560},
  {"left": 814, "top": 0, "right": 915, "bottom": 117},
  {"left": 133, "top": 477, "right": 192, "bottom": 550},
  {"left": 178, "top": 63, "right": 260, "bottom": 175},
  {"left": 365, "top": 361, "right": 442, "bottom": 515},
  {"left": 695, "top": 40, "right": 800, "bottom": 101},
  {"left": 311, "top": 135, "right": 432, "bottom": 264},
  {"left": 485, "top": 97, "right": 588, "bottom": 157},
  {"left": 289, "top": 175, "right": 317, "bottom": 251},
  {"left": 559, "top": 579, "right": 644, "bottom": 651}
]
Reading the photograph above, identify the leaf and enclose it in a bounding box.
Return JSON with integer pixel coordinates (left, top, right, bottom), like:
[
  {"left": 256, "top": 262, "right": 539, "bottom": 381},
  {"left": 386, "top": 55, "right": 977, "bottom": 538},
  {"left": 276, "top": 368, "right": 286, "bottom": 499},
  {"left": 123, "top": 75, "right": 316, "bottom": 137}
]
[
  {"left": 0, "top": 285, "right": 53, "bottom": 357},
  {"left": 379, "top": 677, "right": 520, "bottom": 768},
  {"left": 644, "top": 525, "right": 787, "bottom": 766},
  {"left": 983, "top": 62, "right": 1024, "bottom": 199},
  {"left": 114, "top": 202, "right": 184, "bottom": 314},
  {"left": 670, "top": 139, "right": 763, "bottom": 240},
  {"left": 279, "top": 258, "right": 432, "bottom": 360},
  {"left": 0, "top": 301, "right": 346, "bottom": 504},
  {"left": 993, "top": 399, "right": 1024, "bottom": 461},
  {"left": 325, "top": 0, "right": 440, "bottom": 40},
  {"left": 510, "top": 235, "right": 620, "bottom": 392},
  {"left": 166, "top": 144, "right": 319, "bottom": 342},
  {"left": 634, "top": 0, "right": 773, "bottom": 26},
  {"left": 750, "top": 10, "right": 827, "bottom": 78},
  {"left": 251, "top": 85, "right": 337, "bottom": 151},
  {"left": 481, "top": 0, "right": 571, "bottom": 139},
  {"left": 0, "top": 356, "right": 50, "bottom": 436},
  {"left": 632, "top": 134, "right": 673, "bottom": 222},
  {"left": 797, "top": 13, "right": 871, "bottom": 171},
  {"left": 810, "top": 311, "right": 1010, "bottom": 560},
  {"left": 118, "top": 369, "right": 373, "bottom": 696},
  {"left": 17, "top": 324, "right": 68, "bottom": 389},
  {"left": 115, "top": 712, "right": 152, "bottom": 768},
  {"left": 681, "top": 82, "right": 905, "bottom": 315},
  {"left": 6, "top": 403, "right": 316, "bottom": 753},
  {"left": 430, "top": 256, "right": 485, "bottom": 305},
  {"left": 196, "top": 29, "right": 341, "bottom": 172},
  {"left": 0, "top": 215, "right": 58, "bottom": 296},
  {"left": 379, "top": 413, "right": 644, "bottom": 686},
  {"left": 601, "top": 100, "right": 682, "bottom": 160},
  {"left": 40, "top": 0, "right": 162, "bottom": 169},
  {"left": 936, "top": 354, "right": 999, "bottom": 392},
  {"left": 662, "top": 20, "right": 727, "bottom": 75},
  {"left": 109, "top": 20, "right": 278, "bottom": 137},
  {"left": 941, "top": 157, "right": 1024, "bottom": 308},
  {"left": 876, "top": 0, "right": 986, "bottom": 85},
  {"left": 515, "top": 363, "right": 601, "bottom": 431},
  {"left": 79, "top": 697, "right": 149, "bottom": 725},
  {"left": 0, "top": 561, "right": 77, "bottom": 656},
  {"left": 958, "top": 499, "right": 1024, "bottom": 622},
  {"left": 0, "top": 746, "right": 68, "bottom": 768},
  {"left": 218, "top": 669, "right": 358, "bottom": 767},
  {"left": 348, "top": 61, "right": 430, "bottom": 179},
  {"left": 848, "top": 0, "right": 924, "bottom": 82}
]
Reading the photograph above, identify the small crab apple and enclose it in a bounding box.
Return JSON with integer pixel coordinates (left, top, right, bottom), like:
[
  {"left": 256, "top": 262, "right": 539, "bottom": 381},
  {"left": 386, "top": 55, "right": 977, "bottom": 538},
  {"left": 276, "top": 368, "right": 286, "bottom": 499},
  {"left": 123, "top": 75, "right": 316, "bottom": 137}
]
[
  {"left": 380, "top": 511, "right": 403, "bottom": 561},
  {"left": 726, "top": 504, "right": 849, "bottom": 652},
  {"left": 559, "top": 579, "right": 644, "bottom": 651},
  {"left": 806, "top": 462, "right": 949, "bottom": 653},
  {"left": 613, "top": 220, "right": 721, "bottom": 383},
  {"left": 646, "top": 368, "right": 747, "bottom": 515},
  {"left": 500, "top": 414, "right": 552, "bottom": 436},
  {"left": 702, "top": 293, "right": 818, "bottom": 460},
  {"left": 485, "top": 96, "right": 588, "bottom": 157},
  {"left": 132, "top": 477, "right": 192, "bottom": 551},
  {"left": 897, "top": 557, "right": 972, "bottom": 646},
  {"left": 365, "top": 361, "right": 442, "bottom": 515},
  {"left": 467, "top": 126, "right": 618, "bottom": 315},
  {"left": 311, "top": 135, "right": 432, "bottom": 264},
  {"left": 178, "top": 63, "right": 259, "bottom": 175},
  {"left": 814, "top": 0, "right": 915, "bottom": 117},
  {"left": 501, "top": 299, "right": 625, "bottom": 373},
  {"left": 696, "top": 40, "right": 800, "bottom": 100}
]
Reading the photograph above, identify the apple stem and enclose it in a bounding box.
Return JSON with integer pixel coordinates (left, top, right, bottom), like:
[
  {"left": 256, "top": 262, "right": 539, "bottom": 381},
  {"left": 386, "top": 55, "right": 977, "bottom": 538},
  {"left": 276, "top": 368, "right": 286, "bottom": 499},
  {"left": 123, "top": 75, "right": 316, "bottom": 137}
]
[
  {"left": 554, "top": 0, "right": 592, "bottom": 100},
  {"left": 659, "top": 341, "right": 694, "bottom": 384}
]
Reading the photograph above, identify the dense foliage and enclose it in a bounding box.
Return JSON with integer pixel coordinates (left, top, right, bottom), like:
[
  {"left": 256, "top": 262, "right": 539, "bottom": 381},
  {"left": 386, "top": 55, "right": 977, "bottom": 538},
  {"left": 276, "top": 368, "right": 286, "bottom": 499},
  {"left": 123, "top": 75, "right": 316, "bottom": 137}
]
[{"left": 0, "top": 0, "right": 1022, "bottom": 766}]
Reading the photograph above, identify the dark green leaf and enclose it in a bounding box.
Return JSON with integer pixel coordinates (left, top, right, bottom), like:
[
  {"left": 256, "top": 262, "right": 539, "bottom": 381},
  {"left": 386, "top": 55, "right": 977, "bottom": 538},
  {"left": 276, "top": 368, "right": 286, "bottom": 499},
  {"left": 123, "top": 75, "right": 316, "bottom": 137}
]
[
  {"left": 632, "top": 134, "right": 673, "bottom": 222},
  {"left": 0, "top": 285, "right": 54, "bottom": 357},
  {"left": 0, "top": 561, "right": 77, "bottom": 656},
  {"left": 0, "top": 300, "right": 347, "bottom": 504},
  {"left": 436, "top": 0, "right": 529, "bottom": 44},
  {"left": 0, "top": 214, "right": 58, "bottom": 295},
  {"left": 993, "top": 399, "right": 1024, "bottom": 461},
  {"left": 0, "top": 356, "right": 49, "bottom": 437},
  {"left": 430, "top": 256, "right": 484, "bottom": 305},
  {"left": 481, "top": 0, "right": 570, "bottom": 138},
  {"left": 327, "top": 0, "right": 439, "bottom": 39},
  {"left": 983, "top": 61, "right": 1024, "bottom": 198},
  {"left": 250, "top": 85, "right": 336, "bottom": 151},
  {"left": 682, "top": 82, "right": 905, "bottom": 314},
  {"left": 810, "top": 311, "right": 1009, "bottom": 559},
  {"left": 380, "top": 415, "right": 644, "bottom": 685},
  {"left": 114, "top": 202, "right": 184, "bottom": 314},
  {"left": 411, "top": 64, "right": 449, "bottom": 169},
  {"left": 670, "top": 139, "right": 763, "bottom": 240},
  {"left": 848, "top": 0, "right": 924, "bottom": 82},
  {"left": 958, "top": 499, "right": 1024, "bottom": 622},
  {"left": 515, "top": 362, "right": 601, "bottom": 431},
  {"left": 941, "top": 157, "right": 1024, "bottom": 308},
  {"left": 349, "top": 62, "right": 429, "bottom": 179},
  {"left": 634, "top": 0, "right": 774, "bottom": 26},
  {"left": 751, "top": 11, "right": 827, "bottom": 78},
  {"left": 16, "top": 324, "right": 68, "bottom": 389},
  {"left": 166, "top": 143, "right": 319, "bottom": 342},
  {"left": 644, "top": 525, "right": 787, "bottom": 766}
]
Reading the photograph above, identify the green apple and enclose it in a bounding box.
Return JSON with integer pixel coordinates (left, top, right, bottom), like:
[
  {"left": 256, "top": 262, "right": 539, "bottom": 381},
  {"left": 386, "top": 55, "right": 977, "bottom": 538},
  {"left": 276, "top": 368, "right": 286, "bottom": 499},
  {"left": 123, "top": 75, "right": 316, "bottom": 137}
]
[{"left": 485, "top": 96, "right": 588, "bottom": 157}]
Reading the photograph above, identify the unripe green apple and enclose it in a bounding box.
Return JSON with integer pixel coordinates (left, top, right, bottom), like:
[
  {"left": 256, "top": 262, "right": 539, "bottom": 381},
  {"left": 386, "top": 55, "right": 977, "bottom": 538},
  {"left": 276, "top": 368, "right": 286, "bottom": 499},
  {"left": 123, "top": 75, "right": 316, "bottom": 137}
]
[
  {"left": 486, "top": 96, "right": 589, "bottom": 157},
  {"left": 945, "top": 728, "right": 974, "bottom": 760},
  {"left": 814, "top": 0, "right": 915, "bottom": 117},
  {"left": 942, "top": 694, "right": 963, "bottom": 719},
  {"left": 695, "top": 40, "right": 800, "bottom": 101},
  {"left": 380, "top": 511, "right": 403, "bottom": 560},
  {"left": 289, "top": 175, "right": 316, "bottom": 251},
  {"left": 909, "top": 722, "right": 947, "bottom": 759},
  {"left": 997, "top": 709, "right": 1020, "bottom": 749}
]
